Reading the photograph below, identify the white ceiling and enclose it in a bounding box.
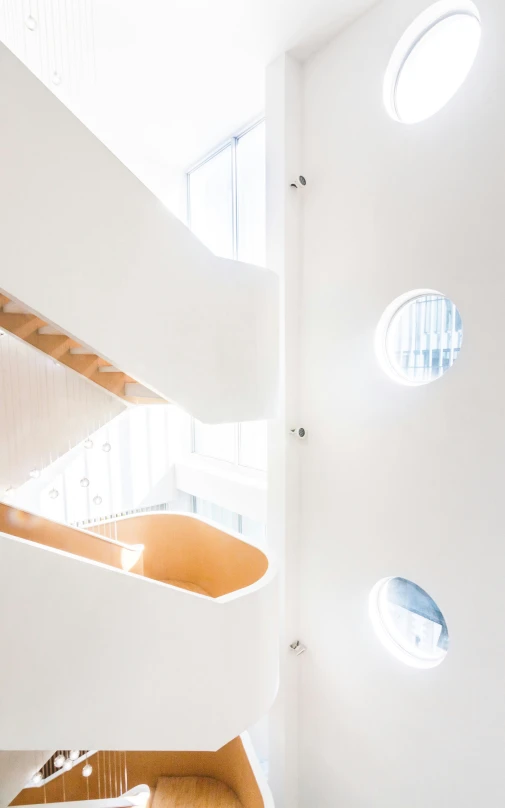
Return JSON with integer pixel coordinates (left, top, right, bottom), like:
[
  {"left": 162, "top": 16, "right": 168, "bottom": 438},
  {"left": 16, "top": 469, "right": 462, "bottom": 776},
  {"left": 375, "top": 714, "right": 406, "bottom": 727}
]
[{"left": 0, "top": 0, "right": 379, "bottom": 203}]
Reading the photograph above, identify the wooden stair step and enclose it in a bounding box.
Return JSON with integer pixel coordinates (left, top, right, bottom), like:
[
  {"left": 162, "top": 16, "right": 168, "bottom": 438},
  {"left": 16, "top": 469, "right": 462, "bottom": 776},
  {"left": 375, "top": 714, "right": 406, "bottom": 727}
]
[
  {"left": 0, "top": 313, "right": 45, "bottom": 339},
  {"left": 0, "top": 292, "right": 167, "bottom": 404},
  {"left": 61, "top": 353, "right": 101, "bottom": 376},
  {"left": 98, "top": 365, "right": 121, "bottom": 373},
  {"left": 152, "top": 776, "right": 242, "bottom": 808},
  {"left": 89, "top": 368, "right": 128, "bottom": 395},
  {"left": 25, "top": 332, "right": 76, "bottom": 359}
]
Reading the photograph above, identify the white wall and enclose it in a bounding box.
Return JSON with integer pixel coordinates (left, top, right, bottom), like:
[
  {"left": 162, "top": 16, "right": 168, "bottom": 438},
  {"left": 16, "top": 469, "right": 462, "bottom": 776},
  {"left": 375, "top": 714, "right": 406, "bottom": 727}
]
[
  {"left": 0, "top": 43, "right": 278, "bottom": 425},
  {"left": 0, "top": 518, "right": 278, "bottom": 752},
  {"left": 289, "top": 1, "right": 505, "bottom": 806}
]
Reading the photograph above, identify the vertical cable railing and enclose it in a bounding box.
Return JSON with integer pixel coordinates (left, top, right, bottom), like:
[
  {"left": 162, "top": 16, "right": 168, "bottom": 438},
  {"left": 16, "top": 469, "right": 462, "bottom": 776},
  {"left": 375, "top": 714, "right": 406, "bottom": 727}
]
[{"left": 28, "top": 750, "right": 132, "bottom": 798}]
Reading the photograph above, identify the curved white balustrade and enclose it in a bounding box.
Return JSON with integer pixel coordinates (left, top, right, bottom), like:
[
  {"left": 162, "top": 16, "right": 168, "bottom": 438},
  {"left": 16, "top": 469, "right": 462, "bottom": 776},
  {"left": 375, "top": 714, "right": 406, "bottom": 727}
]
[
  {"left": 0, "top": 512, "right": 278, "bottom": 752},
  {"left": 0, "top": 43, "right": 278, "bottom": 424},
  {"left": 11, "top": 735, "right": 274, "bottom": 808}
]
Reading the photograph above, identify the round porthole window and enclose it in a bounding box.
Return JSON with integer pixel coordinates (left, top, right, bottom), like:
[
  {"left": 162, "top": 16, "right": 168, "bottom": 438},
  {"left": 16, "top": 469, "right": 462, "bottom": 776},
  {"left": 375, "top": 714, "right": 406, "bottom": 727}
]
[
  {"left": 369, "top": 577, "right": 449, "bottom": 668},
  {"left": 377, "top": 290, "right": 463, "bottom": 385},
  {"left": 384, "top": 1, "right": 481, "bottom": 123}
]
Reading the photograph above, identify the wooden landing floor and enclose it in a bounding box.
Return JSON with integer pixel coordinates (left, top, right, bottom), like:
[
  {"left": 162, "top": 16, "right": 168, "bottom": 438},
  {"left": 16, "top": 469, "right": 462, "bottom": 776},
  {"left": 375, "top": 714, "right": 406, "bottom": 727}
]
[{"left": 151, "top": 776, "right": 242, "bottom": 808}]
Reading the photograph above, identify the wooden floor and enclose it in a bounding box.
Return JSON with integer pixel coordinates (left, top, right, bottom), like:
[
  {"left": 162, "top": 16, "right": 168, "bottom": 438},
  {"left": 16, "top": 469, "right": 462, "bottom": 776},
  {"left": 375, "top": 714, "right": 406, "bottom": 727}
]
[
  {"left": 161, "top": 579, "right": 211, "bottom": 596},
  {"left": 151, "top": 776, "right": 242, "bottom": 808}
]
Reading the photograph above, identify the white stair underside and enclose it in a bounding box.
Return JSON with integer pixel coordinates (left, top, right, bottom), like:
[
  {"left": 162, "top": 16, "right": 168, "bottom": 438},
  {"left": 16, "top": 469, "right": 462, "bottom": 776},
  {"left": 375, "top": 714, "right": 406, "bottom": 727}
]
[
  {"left": 38, "top": 326, "right": 65, "bottom": 336},
  {"left": 69, "top": 346, "right": 95, "bottom": 355},
  {"left": 2, "top": 302, "right": 29, "bottom": 314},
  {"left": 124, "top": 383, "right": 162, "bottom": 399}
]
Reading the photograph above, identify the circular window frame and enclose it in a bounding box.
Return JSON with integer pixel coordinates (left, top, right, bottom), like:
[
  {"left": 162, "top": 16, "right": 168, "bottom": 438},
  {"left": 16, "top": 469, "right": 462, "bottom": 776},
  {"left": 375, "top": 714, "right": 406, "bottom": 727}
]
[
  {"left": 383, "top": 0, "right": 481, "bottom": 124},
  {"left": 375, "top": 288, "right": 463, "bottom": 386},
  {"left": 369, "top": 577, "right": 449, "bottom": 669}
]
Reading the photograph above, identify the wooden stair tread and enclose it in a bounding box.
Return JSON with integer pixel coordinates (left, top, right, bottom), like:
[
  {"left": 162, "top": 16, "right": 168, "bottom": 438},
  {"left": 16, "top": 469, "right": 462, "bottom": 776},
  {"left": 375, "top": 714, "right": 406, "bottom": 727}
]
[
  {"left": 0, "top": 293, "right": 166, "bottom": 405},
  {"left": 152, "top": 776, "right": 242, "bottom": 808}
]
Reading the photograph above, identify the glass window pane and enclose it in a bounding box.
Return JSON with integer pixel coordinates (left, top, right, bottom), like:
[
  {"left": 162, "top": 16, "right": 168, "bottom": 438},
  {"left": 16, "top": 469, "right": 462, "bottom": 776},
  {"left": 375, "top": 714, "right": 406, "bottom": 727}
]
[
  {"left": 241, "top": 515, "right": 267, "bottom": 547},
  {"left": 237, "top": 122, "right": 266, "bottom": 267},
  {"left": 370, "top": 577, "right": 449, "bottom": 668},
  {"left": 385, "top": 293, "right": 463, "bottom": 384},
  {"left": 194, "top": 420, "right": 236, "bottom": 463},
  {"left": 189, "top": 145, "right": 234, "bottom": 259},
  {"left": 239, "top": 421, "right": 267, "bottom": 470},
  {"left": 195, "top": 497, "right": 239, "bottom": 531},
  {"left": 170, "top": 490, "right": 194, "bottom": 512}
]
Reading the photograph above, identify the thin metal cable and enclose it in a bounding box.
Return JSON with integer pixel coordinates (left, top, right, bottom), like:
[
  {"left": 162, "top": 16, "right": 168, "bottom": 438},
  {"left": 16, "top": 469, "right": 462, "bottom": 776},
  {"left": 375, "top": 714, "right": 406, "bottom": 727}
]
[
  {"left": 6, "top": 335, "right": 18, "bottom": 491},
  {"left": 97, "top": 748, "right": 101, "bottom": 799},
  {"left": 49, "top": 0, "right": 58, "bottom": 78},
  {"left": 88, "top": 0, "right": 96, "bottom": 85},
  {"left": 56, "top": 0, "right": 65, "bottom": 85}
]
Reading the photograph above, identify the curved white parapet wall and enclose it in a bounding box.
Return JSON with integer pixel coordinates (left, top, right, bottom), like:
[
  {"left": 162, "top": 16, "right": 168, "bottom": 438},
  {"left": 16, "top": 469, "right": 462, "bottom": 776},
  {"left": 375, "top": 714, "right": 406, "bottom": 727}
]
[
  {"left": 240, "top": 732, "right": 275, "bottom": 808},
  {"left": 0, "top": 43, "right": 278, "bottom": 424},
  {"left": 0, "top": 529, "right": 278, "bottom": 751},
  {"left": 15, "top": 745, "right": 273, "bottom": 808},
  {"left": 14, "top": 784, "right": 151, "bottom": 808}
]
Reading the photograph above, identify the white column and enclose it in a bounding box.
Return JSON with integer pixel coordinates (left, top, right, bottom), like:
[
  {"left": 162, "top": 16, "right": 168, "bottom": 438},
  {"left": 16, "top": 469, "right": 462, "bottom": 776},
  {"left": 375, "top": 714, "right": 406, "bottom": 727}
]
[{"left": 266, "top": 52, "right": 303, "bottom": 808}]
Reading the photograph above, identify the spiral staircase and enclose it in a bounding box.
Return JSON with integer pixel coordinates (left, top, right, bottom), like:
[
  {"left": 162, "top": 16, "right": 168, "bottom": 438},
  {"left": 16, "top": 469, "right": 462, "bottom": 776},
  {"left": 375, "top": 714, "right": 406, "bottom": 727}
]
[{"left": 0, "top": 33, "right": 278, "bottom": 808}]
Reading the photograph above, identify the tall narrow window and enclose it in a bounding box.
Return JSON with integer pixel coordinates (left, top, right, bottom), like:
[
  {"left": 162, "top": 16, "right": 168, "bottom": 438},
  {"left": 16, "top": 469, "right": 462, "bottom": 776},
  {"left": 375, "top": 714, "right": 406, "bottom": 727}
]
[
  {"left": 239, "top": 421, "right": 267, "bottom": 471},
  {"left": 237, "top": 121, "right": 266, "bottom": 267},
  {"left": 193, "top": 421, "right": 236, "bottom": 464},
  {"left": 188, "top": 122, "right": 267, "bottom": 469},
  {"left": 188, "top": 145, "right": 234, "bottom": 259}
]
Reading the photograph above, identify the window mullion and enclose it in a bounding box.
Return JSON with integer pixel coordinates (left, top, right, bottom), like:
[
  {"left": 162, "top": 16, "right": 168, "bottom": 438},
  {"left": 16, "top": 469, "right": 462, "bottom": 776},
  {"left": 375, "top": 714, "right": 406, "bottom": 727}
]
[
  {"left": 186, "top": 171, "right": 191, "bottom": 229},
  {"left": 190, "top": 417, "right": 196, "bottom": 453},
  {"left": 231, "top": 136, "right": 238, "bottom": 260},
  {"left": 235, "top": 422, "right": 240, "bottom": 467}
]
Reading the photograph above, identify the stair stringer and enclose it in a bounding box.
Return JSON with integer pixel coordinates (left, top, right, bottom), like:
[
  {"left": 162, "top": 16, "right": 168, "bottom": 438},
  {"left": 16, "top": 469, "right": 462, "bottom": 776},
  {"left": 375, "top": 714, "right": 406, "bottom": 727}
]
[{"left": 0, "top": 43, "right": 278, "bottom": 424}]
